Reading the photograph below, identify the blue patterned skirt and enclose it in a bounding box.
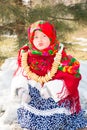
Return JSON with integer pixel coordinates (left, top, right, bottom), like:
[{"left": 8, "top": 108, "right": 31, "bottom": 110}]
[{"left": 17, "top": 85, "right": 87, "bottom": 130}]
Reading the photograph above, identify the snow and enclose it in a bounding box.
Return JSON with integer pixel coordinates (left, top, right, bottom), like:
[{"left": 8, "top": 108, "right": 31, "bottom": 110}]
[
  {"left": 0, "top": 57, "right": 87, "bottom": 130},
  {"left": 67, "top": 37, "right": 87, "bottom": 47},
  {"left": 22, "top": 0, "right": 30, "bottom": 6},
  {"left": 75, "top": 38, "right": 87, "bottom": 42}
]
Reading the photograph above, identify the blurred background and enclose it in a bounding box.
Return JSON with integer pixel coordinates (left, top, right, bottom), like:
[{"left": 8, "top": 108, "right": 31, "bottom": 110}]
[{"left": 0, "top": 0, "right": 87, "bottom": 66}]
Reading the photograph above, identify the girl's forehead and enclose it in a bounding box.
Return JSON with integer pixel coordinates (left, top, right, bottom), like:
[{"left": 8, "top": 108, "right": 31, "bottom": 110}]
[{"left": 34, "top": 30, "right": 45, "bottom": 35}]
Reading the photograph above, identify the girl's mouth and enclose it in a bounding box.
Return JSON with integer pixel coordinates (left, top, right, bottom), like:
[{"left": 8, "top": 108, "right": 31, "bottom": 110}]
[{"left": 39, "top": 43, "right": 43, "bottom": 46}]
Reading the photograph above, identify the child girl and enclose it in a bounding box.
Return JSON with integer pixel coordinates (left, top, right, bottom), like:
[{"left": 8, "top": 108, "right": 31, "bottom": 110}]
[{"left": 11, "top": 20, "right": 87, "bottom": 130}]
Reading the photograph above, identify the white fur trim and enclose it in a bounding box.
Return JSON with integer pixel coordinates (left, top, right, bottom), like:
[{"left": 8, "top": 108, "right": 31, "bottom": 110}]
[
  {"left": 22, "top": 103, "right": 70, "bottom": 116},
  {"left": 10, "top": 74, "right": 29, "bottom": 99}
]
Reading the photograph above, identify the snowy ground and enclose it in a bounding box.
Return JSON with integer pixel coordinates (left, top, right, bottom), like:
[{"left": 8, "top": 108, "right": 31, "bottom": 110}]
[{"left": 0, "top": 57, "right": 87, "bottom": 130}]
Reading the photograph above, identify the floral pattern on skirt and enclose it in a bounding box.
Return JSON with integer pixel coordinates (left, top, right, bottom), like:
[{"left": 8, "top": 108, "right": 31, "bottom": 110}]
[{"left": 17, "top": 85, "right": 87, "bottom": 130}]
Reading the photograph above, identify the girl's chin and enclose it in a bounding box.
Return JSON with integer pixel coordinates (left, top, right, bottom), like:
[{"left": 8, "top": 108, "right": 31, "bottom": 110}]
[{"left": 36, "top": 47, "right": 46, "bottom": 51}]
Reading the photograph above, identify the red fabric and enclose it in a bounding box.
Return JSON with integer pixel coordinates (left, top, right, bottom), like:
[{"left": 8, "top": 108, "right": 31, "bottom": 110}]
[
  {"left": 15, "top": 20, "right": 81, "bottom": 114},
  {"left": 28, "top": 20, "right": 56, "bottom": 45},
  {"left": 16, "top": 45, "right": 81, "bottom": 114},
  {"left": 53, "top": 70, "right": 81, "bottom": 114},
  {"left": 27, "top": 20, "right": 60, "bottom": 56}
]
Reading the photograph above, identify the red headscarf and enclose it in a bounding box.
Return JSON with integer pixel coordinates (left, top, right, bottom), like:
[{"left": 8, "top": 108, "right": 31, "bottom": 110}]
[
  {"left": 28, "top": 20, "right": 56, "bottom": 44},
  {"left": 27, "top": 20, "right": 59, "bottom": 56}
]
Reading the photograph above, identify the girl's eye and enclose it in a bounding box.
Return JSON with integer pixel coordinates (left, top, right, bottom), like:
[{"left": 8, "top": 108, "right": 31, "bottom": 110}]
[
  {"left": 43, "top": 35, "right": 46, "bottom": 37},
  {"left": 34, "top": 36, "right": 38, "bottom": 38}
]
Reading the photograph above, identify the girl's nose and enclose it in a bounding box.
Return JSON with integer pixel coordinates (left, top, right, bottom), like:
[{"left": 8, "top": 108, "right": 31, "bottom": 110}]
[{"left": 38, "top": 37, "right": 42, "bottom": 42}]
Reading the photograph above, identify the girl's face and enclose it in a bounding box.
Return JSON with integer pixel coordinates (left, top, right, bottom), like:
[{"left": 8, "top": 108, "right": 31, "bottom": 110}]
[{"left": 33, "top": 30, "right": 50, "bottom": 50}]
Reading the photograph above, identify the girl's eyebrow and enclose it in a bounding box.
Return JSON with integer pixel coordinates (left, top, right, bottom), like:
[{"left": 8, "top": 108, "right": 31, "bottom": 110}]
[{"left": 34, "top": 35, "right": 38, "bottom": 38}]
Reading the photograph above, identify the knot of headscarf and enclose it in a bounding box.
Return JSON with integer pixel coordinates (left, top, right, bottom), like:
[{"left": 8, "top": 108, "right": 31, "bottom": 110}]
[{"left": 28, "top": 20, "right": 59, "bottom": 56}]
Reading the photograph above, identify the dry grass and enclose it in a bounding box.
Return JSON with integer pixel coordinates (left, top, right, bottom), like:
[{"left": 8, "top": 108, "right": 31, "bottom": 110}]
[
  {"left": 66, "top": 25, "right": 87, "bottom": 41},
  {"left": 66, "top": 43, "right": 87, "bottom": 60},
  {"left": 66, "top": 44, "right": 87, "bottom": 60},
  {"left": 0, "top": 37, "right": 18, "bottom": 66},
  {"left": 64, "top": 25, "right": 87, "bottom": 60}
]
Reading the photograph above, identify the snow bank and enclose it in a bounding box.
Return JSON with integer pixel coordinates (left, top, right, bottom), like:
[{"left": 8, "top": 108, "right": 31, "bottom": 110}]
[{"left": 0, "top": 58, "right": 87, "bottom": 130}]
